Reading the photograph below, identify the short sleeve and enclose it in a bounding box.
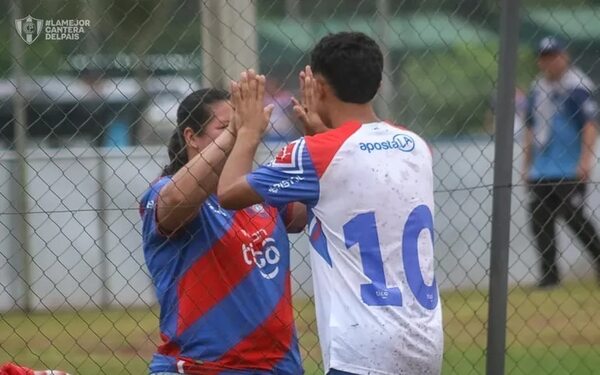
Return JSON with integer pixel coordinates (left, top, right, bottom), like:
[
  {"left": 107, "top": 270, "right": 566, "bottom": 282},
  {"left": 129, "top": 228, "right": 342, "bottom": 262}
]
[
  {"left": 525, "top": 89, "right": 536, "bottom": 128},
  {"left": 571, "top": 87, "right": 599, "bottom": 124},
  {"left": 247, "top": 138, "right": 320, "bottom": 207},
  {"left": 139, "top": 176, "right": 172, "bottom": 238}
]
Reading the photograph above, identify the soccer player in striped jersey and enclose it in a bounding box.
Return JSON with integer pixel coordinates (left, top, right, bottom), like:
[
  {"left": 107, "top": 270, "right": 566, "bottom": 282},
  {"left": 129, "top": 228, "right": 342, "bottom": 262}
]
[
  {"left": 139, "top": 88, "right": 305, "bottom": 374},
  {"left": 219, "top": 32, "right": 443, "bottom": 375}
]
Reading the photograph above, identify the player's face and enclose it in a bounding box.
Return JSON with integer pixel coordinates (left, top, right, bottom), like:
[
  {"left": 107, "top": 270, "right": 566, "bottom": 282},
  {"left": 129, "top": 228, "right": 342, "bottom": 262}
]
[
  {"left": 187, "top": 100, "right": 232, "bottom": 155},
  {"left": 203, "top": 100, "right": 232, "bottom": 142},
  {"left": 537, "top": 52, "right": 569, "bottom": 81}
]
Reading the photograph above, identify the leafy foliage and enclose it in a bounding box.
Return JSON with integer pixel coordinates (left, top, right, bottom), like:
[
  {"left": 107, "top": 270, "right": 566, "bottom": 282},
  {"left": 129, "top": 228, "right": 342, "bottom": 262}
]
[{"left": 400, "top": 43, "right": 536, "bottom": 137}]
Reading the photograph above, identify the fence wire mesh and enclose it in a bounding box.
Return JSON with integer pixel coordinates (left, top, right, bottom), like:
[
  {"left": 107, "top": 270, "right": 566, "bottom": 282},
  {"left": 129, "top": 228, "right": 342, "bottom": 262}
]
[{"left": 1, "top": 0, "right": 600, "bottom": 374}]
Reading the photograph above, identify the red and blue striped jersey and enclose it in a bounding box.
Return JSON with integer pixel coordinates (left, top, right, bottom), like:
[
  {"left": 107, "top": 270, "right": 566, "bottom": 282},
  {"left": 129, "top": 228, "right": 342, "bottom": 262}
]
[{"left": 139, "top": 176, "right": 303, "bottom": 375}]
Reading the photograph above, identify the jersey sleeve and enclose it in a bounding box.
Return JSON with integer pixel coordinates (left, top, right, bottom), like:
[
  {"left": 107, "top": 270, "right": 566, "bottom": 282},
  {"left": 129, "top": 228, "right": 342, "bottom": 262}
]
[
  {"left": 247, "top": 138, "right": 320, "bottom": 207},
  {"left": 571, "top": 87, "right": 599, "bottom": 124},
  {"left": 525, "top": 89, "right": 536, "bottom": 128},
  {"left": 139, "top": 176, "right": 173, "bottom": 238}
]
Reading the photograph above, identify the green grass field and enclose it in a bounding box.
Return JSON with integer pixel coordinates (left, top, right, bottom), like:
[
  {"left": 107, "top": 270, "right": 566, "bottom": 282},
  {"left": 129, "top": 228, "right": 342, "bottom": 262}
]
[{"left": 1, "top": 281, "right": 599, "bottom": 374}]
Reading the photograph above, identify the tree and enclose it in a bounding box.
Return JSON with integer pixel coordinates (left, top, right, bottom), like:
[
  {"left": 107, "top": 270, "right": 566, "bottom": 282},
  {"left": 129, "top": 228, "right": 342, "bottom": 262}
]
[{"left": 400, "top": 43, "right": 535, "bottom": 137}]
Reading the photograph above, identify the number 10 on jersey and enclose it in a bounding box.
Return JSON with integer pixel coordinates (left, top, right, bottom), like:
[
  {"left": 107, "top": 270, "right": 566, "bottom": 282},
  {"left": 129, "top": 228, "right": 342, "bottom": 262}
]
[{"left": 343, "top": 205, "right": 438, "bottom": 310}]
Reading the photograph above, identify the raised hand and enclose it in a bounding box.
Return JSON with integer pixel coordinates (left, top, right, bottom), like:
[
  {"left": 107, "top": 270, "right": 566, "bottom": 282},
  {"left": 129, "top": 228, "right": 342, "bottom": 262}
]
[
  {"left": 292, "top": 65, "right": 328, "bottom": 135},
  {"left": 231, "top": 69, "right": 274, "bottom": 137}
]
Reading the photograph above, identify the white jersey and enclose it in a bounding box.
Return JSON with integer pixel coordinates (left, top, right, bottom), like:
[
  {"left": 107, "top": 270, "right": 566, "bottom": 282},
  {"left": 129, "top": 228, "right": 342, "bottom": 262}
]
[{"left": 247, "top": 121, "right": 443, "bottom": 375}]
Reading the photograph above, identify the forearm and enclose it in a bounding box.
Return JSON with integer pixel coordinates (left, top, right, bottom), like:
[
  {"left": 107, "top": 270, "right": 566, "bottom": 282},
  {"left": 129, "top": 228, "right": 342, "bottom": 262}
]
[
  {"left": 173, "top": 129, "right": 236, "bottom": 199},
  {"left": 522, "top": 127, "right": 533, "bottom": 174},
  {"left": 158, "top": 128, "right": 236, "bottom": 228},
  {"left": 218, "top": 70, "right": 271, "bottom": 209},
  {"left": 285, "top": 203, "right": 308, "bottom": 233},
  {"left": 218, "top": 129, "right": 262, "bottom": 196},
  {"left": 580, "top": 121, "right": 597, "bottom": 167}
]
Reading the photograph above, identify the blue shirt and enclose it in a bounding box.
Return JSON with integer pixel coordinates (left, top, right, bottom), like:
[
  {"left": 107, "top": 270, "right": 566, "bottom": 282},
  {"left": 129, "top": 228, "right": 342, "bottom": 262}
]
[
  {"left": 139, "top": 176, "right": 303, "bottom": 375},
  {"left": 526, "top": 68, "right": 598, "bottom": 180}
]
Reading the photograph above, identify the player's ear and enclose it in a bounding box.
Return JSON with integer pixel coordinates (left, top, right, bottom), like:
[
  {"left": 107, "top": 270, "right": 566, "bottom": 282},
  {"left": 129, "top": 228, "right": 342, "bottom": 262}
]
[
  {"left": 315, "top": 76, "right": 328, "bottom": 99},
  {"left": 183, "top": 127, "right": 201, "bottom": 152}
]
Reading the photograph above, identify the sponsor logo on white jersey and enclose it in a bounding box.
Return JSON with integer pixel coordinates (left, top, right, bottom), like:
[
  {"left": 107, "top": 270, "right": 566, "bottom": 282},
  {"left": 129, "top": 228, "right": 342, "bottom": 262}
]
[{"left": 359, "top": 133, "right": 415, "bottom": 153}]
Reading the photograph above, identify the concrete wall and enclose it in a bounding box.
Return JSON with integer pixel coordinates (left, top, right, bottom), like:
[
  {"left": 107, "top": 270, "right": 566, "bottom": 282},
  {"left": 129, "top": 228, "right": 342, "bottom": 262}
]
[{"left": 1, "top": 138, "right": 599, "bottom": 311}]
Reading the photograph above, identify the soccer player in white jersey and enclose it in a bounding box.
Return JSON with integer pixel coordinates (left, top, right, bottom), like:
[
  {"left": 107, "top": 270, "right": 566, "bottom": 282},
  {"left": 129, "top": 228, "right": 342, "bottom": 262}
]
[{"left": 219, "top": 32, "right": 443, "bottom": 375}]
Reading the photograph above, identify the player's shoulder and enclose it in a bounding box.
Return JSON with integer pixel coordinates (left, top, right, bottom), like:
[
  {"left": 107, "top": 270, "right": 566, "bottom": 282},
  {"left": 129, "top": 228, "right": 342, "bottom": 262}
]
[
  {"left": 530, "top": 75, "right": 543, "bottom": 90},
  {"left": 267, "top": 121, "right": 362, "bottom": 174},
  {"left": 381, "top": 121, "right": 426, "bottom": 142},
  {"left": 269, "top": 137, "right": 308, "bottom": 171},
  {"left": 145, "top": 175, "right": 172, "bottom": 194},
  {"left": 140, "top": 175, "right": 172, "bottom": 214},
  {"left": 565, "top": 68, "right": 595, "bottom": 92},
  {"left": 300, "top": 121, "right": 363, "bottom": 176},
  {"left": 305, "top": 120, "right": 429, "bottom": 153},
  {"left": 364, "top": 121, "right": 431, "bottom": 155},
  {"left": 304, "top": 120, "right": 362, "bottom": 147}
]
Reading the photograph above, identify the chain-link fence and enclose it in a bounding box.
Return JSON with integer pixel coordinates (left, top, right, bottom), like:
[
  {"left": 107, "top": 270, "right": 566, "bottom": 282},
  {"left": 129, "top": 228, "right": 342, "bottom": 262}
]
[{"left": 1, "top": 0, "right": 600, "bottom": 374}]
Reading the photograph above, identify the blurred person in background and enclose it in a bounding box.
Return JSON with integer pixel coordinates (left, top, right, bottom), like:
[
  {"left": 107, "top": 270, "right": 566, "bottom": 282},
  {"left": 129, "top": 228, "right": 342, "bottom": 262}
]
[
  {"left": 523, "top": 36, "right": 600, "bottom": 289},
  {"left": 139, "top": 87, "right": 305, "bottom": 374},
  {"left": 264, "top": 76, "right": 302, "bottom": 143}
]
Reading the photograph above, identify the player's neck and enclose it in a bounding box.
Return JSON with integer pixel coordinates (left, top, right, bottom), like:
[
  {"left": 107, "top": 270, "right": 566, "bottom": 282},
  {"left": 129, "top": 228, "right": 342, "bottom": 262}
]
[{"left": 327, "top": 103, "right": 379, "bottom": 128}]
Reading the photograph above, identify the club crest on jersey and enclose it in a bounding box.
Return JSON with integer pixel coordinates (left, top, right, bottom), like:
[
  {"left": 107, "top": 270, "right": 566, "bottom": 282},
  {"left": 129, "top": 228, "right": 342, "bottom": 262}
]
[
  {"left": 270, "top": 139, "right": 304, "bottom": 172},
  {"left": 245, "top": 203, "right": 270, "bottom": 218},
  {"left": 275, "top": 143, "right": 295, "bottom": 164}
]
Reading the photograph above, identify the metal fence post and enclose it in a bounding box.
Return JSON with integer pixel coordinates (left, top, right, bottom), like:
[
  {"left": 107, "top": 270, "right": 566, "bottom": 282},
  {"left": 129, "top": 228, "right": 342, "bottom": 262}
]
[
  {"left": 201, "top": 0, "right": 258, "bottom": 89},
  {"left": 486, "top": 0, "right": 521, "bottom": 374},
  {"left": 80, "top": 0, "right": 111, "bottom": 309},
  {"left": 9, "top": 0, "right": 32, "bottom": 313},
  {"left": 375, "top": 0, "right": 393, "bottom": 120}
]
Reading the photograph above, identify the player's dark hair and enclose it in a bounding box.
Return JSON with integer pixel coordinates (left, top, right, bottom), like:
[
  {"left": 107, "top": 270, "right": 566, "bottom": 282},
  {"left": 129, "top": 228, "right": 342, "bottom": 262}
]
[
  {"left": 310, "top": 31, "right": 383, "bottom": 104},
  {"left": 161, "top": 88, "right": 230, "bottom": 176}
]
